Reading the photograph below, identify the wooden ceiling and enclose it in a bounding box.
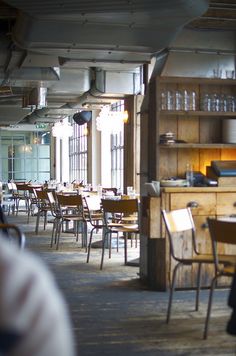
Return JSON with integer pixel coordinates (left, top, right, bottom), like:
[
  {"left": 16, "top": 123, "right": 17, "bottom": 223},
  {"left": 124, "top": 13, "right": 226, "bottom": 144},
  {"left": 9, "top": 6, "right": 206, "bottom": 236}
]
[{"left": 188, "top": 0, "right": 236, "bottom": 31}]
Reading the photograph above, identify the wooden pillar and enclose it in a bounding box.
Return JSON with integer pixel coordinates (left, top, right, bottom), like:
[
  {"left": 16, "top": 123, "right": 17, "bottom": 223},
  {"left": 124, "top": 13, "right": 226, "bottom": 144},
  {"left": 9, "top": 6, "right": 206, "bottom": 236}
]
[{"left": 123, "top": 95, "right": 143, "bottom": 194}]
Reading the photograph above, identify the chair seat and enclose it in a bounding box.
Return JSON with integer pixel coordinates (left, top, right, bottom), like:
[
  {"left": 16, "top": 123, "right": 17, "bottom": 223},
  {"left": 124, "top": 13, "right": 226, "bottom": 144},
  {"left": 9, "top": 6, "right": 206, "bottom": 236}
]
[
  {"left": 179, "top": 253, "right": 236, "bottom": 264},
  {"left": 108, "top": 223, "right": 139, "bottom": 232},
  {"left": 63, "top": 214, "right": 85, "bottom": 222}
]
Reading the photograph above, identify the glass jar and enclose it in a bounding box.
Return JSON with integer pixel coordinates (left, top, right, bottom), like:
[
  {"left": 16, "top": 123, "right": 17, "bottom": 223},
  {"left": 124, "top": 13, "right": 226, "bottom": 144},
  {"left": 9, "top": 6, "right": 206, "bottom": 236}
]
[
  {"left": 189, "top": 91, "right": 196, "bottom": 111},
  {"left": 186, "top": 163, "right": 194, "bottom": 187},
  {"left": 160, "top": 91, "right": 167, "bottom": 110},
  {"left": 166, "top": 90, "right": 174, "bottom": 110},
  {"left": 175, "top": 90, "right": 183, "bottom": 110},
  {"left": 183, "top": 90, "right": 189, "bottom": 111}
]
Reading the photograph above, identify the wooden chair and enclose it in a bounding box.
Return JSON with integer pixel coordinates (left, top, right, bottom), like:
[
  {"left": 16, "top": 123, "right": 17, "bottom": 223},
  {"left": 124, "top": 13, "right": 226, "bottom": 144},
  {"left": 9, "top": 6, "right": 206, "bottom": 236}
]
[
  {"left": 100, "top": 198, "right": 139, "bottom": 270},
  {"left": 47, "top": 191, "right": 61, "bottom": 248},
  {"left": 27, "top": 185, "right": 42, "bottom": 222},
  {"left": 14, "top": 183, "right": 30, "bottom": 216},
  {"left": 85, "top": 195, "right": 104, "bottom": 262},
  {"left": 204, "top": 218, "right": 236, "bottom": 339},
  {"left": 0, "top": 223, "right": 25, "bottom": 249},
  {"left": 161, "top": 208, "right": 217, "bottom": 324},
  {"left": 56, "top": 193, "right": 87, "bottom": 250},
  {"left": 34, "top": 189, "right": 51, "bottom": 234},
  {"left": 162, "top": 208, "right": 236, "bottom": 327}
]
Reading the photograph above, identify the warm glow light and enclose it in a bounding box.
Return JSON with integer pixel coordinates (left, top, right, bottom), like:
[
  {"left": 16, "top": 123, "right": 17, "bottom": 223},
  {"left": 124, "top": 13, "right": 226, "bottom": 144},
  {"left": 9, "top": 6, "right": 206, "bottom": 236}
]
[
  {"left": 123, "top": 110, "right": 129, "bottom": 123},
  {"left": 83, "top": 126, "right": 89, "bottom": 136},
  {"left": 96, "top": 106, "right": 128, "bottom": 133},
  {"left": 52, "top": 120, "right": 73, "bottom": 138},
  {"left": 20, "top": 145, "right": 32, "bottom": 153}
]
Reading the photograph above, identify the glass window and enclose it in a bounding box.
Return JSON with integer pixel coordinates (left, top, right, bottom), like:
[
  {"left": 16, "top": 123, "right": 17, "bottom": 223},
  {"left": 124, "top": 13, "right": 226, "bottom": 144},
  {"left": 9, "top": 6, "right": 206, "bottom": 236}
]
[
  {"left": 69, "top": 120, "right": 88, "bottom": 184},
  {"left": 0, "top": 131, "right": 51, "bottom": 183},
  {"left": 110, "top": 101, "right": 124, "bottom": 191}
]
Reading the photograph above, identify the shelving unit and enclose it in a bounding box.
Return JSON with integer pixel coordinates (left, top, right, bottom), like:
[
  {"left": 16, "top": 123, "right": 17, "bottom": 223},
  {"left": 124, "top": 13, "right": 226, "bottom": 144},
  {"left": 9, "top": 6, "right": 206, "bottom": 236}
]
[
  {"left": 141, "top": 75, "right": 236, "bottom": 291},
  {"left": 156, "top": 76, "right": 236, "bottom": 178}
]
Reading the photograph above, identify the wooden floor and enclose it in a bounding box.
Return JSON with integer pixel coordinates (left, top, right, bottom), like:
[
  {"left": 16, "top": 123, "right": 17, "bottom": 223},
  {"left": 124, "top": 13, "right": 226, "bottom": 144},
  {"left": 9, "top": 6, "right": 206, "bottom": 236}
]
[{"left": 6, "top": 212, "right": 236, "bottom": 356}]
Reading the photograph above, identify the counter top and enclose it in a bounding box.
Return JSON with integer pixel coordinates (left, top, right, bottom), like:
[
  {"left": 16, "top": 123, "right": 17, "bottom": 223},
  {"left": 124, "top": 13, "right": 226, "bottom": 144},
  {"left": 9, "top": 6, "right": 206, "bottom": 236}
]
[{"left": 161, "top": 186, "right": 236, "bottom": 193}]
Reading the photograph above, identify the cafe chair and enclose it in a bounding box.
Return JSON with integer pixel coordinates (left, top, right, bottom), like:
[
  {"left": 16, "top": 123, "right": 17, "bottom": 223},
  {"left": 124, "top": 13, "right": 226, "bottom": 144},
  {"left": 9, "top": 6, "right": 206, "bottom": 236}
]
[
  {"left": 56, "top": 194, "right": 87, "bottom": 250},
  {"left": 14, "top": 183, "right": 30, "bottom": 216},
  {"left": 34, "top": 189, "right": 51, "bottom": 234},
  {"left": 47, "top": 191, "right": 61, "bottom": 248},
  {"left": 203, "top": 218, "right": 236, "bottom": 339},
  {"left": 100, "top": 198, "right": 139, "bottom": 270},
  {"left": 85, "top": 195, "right": 104, "bottom": 263},
  {"left": 161, "top": 208, "right": 216, "bottom": 324},
  {"left": 26, "top": 185, "right": 42, "bottom": 222},
  {"left": 0, "top": 223, "right": 25, "bottom": 249}
]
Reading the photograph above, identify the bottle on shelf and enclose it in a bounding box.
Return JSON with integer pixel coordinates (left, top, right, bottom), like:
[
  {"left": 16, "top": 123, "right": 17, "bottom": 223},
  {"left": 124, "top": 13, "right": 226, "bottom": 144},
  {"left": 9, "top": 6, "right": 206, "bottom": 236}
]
[
  {"left": 186, "top": 163, "right": 194, "bottom": 187},
  {"left": 211, "top": 93, "right": 220, "bottom": 112},
  {"left": 201, "top": 93, "right": 211, "bottom": 111},
  {"left": 166, "top": 90, "right": 174, "bottom": 110},
  {"left": 175, "top": 90, "right": 183, "bottom": 110},
  {"left": 183, "top": 90, "right": 189, "bottom": 111},
  {"left": 189, "top": 91, "right": 196, "bottom": 111},
  {"left": 161, "top": 91, "right": 167, "bottom": 110}
]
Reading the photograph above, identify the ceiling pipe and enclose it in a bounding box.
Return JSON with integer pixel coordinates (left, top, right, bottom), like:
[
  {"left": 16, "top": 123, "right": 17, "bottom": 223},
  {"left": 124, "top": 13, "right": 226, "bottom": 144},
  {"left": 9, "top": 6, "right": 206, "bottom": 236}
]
[{"left": 26, "top": 68, "right": 128, "bottom": 124}]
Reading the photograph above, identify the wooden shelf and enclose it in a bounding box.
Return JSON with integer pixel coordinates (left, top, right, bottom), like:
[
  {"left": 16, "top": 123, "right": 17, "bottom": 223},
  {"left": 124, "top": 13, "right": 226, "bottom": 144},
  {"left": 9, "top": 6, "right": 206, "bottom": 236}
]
[
  {"left": 160, "top": 110, "right": 236, "bottom": 117},
  {"left": 159, "top": 143, "right": 236, "bottom": 149},
  {"left": 158, "top": 76, "right": 236, "bottom": 85}
]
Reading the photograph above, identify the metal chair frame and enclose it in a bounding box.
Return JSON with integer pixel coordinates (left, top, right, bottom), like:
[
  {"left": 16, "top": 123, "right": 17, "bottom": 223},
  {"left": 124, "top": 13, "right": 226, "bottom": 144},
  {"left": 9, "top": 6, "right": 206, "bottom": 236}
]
[
  {"left": 56, "top": 193, "right": 87, "bottom": 250},
  {"left": 100, "top": 198, "right": 139, "bottom": 270},
  {"left": 204, "top": 218, "right": 236, "bottom": 339}
]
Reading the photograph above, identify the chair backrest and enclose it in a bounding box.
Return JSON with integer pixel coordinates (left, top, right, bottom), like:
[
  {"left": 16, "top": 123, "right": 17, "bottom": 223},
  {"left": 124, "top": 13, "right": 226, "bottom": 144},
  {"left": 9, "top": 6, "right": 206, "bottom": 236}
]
[
  {"left": 57, "top": 193, "right": 83, "bottom": 208},
  {"left": 47, "top": 191, "right": 60, "bottom": 217},
  {"left": 0, "top": 223, "right": 25, "bottom": 249},
  {"left": 34, "top": 189, "right": 49, "bottom": 209},
  {"left": 16, "top": 183, "right": 29, "bottom": 191},
  {"left": 101, "top": 198, "right": 138, "bottom": 215},
  {"left": 207, "top": 217, "right": 236, "bottom": 272},
  {"left": 161, "top": 208, "right": 197, "bottom": 261},
  {"left": 57, "top": 194, "right": 85, "bottom": 218},
  {"left": 85, "top": 196, "right": 101, "bottom": 212},
  {"left": 34, "top": 189, "right": 48, "bottom": 201},
  {"left": 7, "top": 182, "right": 16, "bottom": 191}
]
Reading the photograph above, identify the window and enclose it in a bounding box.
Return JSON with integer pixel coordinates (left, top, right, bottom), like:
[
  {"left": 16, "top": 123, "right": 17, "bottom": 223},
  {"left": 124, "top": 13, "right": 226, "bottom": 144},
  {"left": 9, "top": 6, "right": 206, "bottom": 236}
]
[
  {"left": 110, "top": 101, "right": 124, "bottom": 190},
  {"left": 69, "top": 121, "right": 88, "bottom": 184},
  {"left": 0, "top": 130, "right": 51, "bottom": 183}
]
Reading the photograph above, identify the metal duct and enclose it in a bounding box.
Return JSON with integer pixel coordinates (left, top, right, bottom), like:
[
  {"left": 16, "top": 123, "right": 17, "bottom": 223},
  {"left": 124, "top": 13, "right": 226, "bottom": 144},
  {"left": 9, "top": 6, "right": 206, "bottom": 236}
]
[
  {"left": 22, "top": 87, "right": 47, "bottom": 109},
  {"left": 27, "top": 68, "right": 140, "bottom": 123}
]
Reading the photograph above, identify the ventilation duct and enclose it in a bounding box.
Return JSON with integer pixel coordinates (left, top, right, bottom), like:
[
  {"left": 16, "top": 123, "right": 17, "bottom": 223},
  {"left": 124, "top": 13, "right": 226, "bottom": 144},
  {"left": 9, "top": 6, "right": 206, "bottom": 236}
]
[{"left": 22, "top": 87, "right": 47, "bottom": 109}]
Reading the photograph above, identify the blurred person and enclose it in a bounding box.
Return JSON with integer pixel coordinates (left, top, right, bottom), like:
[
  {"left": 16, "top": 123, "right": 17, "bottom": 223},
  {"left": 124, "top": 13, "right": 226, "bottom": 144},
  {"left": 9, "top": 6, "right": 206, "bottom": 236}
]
[{"left": 0, "top": 232, "right": 76, "bottom": 356}]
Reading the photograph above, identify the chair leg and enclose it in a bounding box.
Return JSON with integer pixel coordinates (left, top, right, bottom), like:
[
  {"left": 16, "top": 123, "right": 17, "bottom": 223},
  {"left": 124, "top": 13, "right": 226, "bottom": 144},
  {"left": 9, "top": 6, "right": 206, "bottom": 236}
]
[
  {"left": 86, "top": 227, "right": 95, "bottom": 263},
  {"left": 50, "top": 218, "right": 57, "bottom": 247},
  {"left": 27, "top": 203, "right": 30, "bottom": 223},
  {"left": 124, "top": 233, "right": 128, "bottom": 265},
  {"left": 35, "top": 211, "right": 41, "bottom": 234},
  {"left": 167, "top": 262, "right": 181, "bottom": 323},
  {"left": 54, "top": 218, "right": 60, "bottom": 245},
  {"left": 195, "top": 263, "right": 202, "bottom": 311},
  {"left": 203, "top": 276, "right": 217, "bottom": 339},
  {"left": 100, "top": 231, "right": 108, "bottom": 270},
  {"left": 109, "top": 232, "right": 112, "bottom": 259},
  {"left": 43, "top": 211, "right": 47, "bottom": 230},
  {"left": 83, "top": 222, "right": 88, "bottom": 251},
  {"left": 56, "top": 221, "right": 62, "bottom": 250}
]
